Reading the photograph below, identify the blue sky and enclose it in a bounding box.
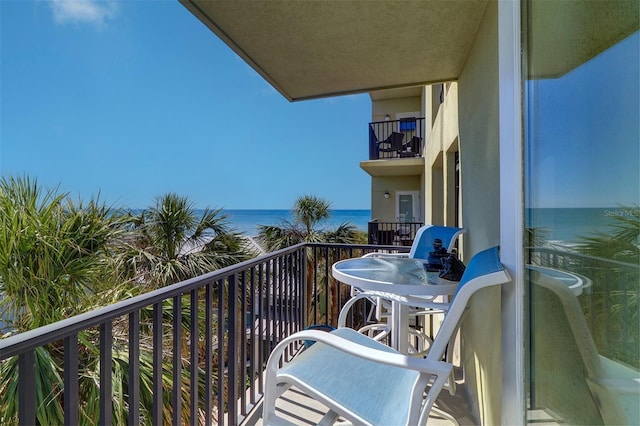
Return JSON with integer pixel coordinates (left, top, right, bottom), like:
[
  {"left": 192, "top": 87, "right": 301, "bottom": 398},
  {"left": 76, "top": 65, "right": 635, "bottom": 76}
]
[
  {"left": 526, "top": 31, "right": 639, "bottom": 208},
  {"left": 0, "top": 0, "right": 371, "bottom": 210}
]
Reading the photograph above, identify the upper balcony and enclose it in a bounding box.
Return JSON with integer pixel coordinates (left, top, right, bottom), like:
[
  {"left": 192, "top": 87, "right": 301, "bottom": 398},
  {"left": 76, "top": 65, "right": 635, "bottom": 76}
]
[{"left": 361, "top": 118, "right": 426, "bottom": 177}]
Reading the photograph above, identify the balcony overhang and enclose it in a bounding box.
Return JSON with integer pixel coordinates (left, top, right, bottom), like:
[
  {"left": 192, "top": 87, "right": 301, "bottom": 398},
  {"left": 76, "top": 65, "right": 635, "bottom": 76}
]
[
  {"left": 179, "top": 0, "right": 490, "bottom": 101},
  {"left": 181, "top": 1, "right": 638, "bottom": 102},
  {"left": 360, "top": 158, "right": 424, "bottom": 177}
]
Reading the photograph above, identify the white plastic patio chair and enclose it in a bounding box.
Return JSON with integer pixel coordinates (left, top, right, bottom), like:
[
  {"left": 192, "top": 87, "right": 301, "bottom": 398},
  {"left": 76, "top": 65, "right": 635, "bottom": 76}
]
[
  {"left": 350, "top": 225, "right": 465, "bottom": 349},
  {"left": 363, "top": 224, "right": 465, "bottom": 261},
  {"left": 263, "top": 246, "right": 510, "bottom": 426},
  {"left": 529, "top": 267, "right": 640, "bottom": 425}
]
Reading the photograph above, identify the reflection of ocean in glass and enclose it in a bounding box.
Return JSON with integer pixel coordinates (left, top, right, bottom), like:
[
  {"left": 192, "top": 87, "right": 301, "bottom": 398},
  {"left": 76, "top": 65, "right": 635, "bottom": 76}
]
[
  {"left": 221, "top": 209, "right": 371, "bottom": 236},
  {"left": 526, "top": 207, "right": 633, "bottom": 245}
]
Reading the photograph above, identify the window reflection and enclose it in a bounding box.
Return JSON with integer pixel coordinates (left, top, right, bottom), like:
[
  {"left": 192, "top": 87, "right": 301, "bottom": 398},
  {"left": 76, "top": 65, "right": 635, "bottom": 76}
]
[{"left": 524, "top": 1, "right": 639, "bottom": 423}]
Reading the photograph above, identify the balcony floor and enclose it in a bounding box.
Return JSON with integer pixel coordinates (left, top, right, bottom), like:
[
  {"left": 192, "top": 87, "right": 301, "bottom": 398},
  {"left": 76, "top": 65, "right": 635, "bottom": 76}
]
[
  {"left": 239, "top": 365, "right": 569, "bottom": 425},
  {"left": 244, "top": 367, "right": 477, "bottom": 425}
]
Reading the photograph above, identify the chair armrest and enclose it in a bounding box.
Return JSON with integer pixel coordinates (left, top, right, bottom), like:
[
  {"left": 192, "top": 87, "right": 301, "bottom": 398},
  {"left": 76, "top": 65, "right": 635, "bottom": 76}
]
[
  {"left": 588, "top": 377, "right": 640, "bottom": 395},
  {"left": 267, "top": 329, "right": 452, "bottom": 376}
]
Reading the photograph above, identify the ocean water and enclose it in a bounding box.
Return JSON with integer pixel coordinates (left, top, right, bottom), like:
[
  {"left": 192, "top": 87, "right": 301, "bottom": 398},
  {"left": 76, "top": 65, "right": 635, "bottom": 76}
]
[
  {"left": 129, "top": 207, "right": 635, "bottom": 243},
  {"left": 526, "top": 207, "right": 638, "bottom": 245},
  {"left": 222, "top": 209, "right": 371, "bottom": 236}
]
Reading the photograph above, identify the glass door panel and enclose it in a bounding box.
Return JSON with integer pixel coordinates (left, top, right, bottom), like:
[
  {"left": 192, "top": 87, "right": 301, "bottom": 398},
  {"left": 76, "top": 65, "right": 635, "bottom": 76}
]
[
  {"left": 396, "top": 191, "right": 420, "bottom": 222},
  {"left": 524, "top": 1, "right": 639, "bottom": 424}
]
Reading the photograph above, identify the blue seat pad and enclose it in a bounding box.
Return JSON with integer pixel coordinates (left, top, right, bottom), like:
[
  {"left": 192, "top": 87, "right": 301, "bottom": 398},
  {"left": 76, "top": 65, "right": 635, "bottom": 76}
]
[{"left": 279, "top": 327, "right": 420, "bottom": 425}]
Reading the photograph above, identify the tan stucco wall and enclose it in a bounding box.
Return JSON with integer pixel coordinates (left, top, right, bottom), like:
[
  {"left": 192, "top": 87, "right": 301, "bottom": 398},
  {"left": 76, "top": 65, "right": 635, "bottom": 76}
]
[
  {"left": 371, "top": 96, "right": 422, "bottom": 122},
  {"left": 368, "top": 92, "right": 426, "bottom": 221},
  {"left": 456, "top": 1, "right": 502, "bottom": 425},
  {"left": 424, "top": 84, "right": 460, "bottom": 226},
  {"left": 370, "top": 176, "right": 422, "bottom": 222}
]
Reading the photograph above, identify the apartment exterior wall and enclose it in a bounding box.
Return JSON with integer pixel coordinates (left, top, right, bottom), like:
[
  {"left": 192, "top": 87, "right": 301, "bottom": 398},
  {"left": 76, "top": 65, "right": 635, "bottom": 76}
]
[
  {"left": 424, "top": 83, "right": 460, "bottom": 227},
  {"left": 368, "top": 94, "right": 426, "bottom": 223},
  {"left": 371, "top": 96, "right": 423, "bottom": 122},
  {"left": 415, "top": 5, "right": 502, "bottom": 424},
  {"left": 371, "top": 175, "right": 422, "bottom": 222},
  {"left": 367, "top": 5, "right": 503, "bottom": 423},
  {"left": 456, "top": 2, "right": 502, "bottom": 424}
]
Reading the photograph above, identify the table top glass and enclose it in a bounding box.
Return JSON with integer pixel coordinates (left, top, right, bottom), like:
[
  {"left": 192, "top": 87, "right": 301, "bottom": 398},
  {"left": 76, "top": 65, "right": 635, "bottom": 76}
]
[{"left": 332, "top": 256, "right": 460, "bottom": 296}]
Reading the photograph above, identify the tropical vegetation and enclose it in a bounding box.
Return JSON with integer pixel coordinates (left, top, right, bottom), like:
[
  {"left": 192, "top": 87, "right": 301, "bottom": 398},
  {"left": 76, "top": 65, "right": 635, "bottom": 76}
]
[
  {"left": 0, "top": 175, "right": 127, "bottom": 332},
  {"left": 117, "top": 192, "right": 255, "bottom": 289},
  {"left": 527, "top": 205, "right": 640, "bottom": 369},
  {"left": 256, "top": 195, "right": 363, "bottom": 251},
  {"left": 256, "top": 195, "right": 365, "bottom": 324},
  {"left": 574, "top": 205, "right": 639, "bottom": 368},
  {"left": 0, "top": 176, "right": 253, "bottom": 424}
]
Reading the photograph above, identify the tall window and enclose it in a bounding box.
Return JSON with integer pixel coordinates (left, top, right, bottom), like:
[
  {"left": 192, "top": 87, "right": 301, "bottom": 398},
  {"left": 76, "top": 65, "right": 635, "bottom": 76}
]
[{"left": 524, "top": 1, "right": 639, "bottom": 424}]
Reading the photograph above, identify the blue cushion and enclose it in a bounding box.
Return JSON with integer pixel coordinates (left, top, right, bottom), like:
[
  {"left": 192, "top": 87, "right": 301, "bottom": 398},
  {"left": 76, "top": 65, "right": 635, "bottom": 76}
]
[
  {"left": 412, "top": 226, "right": 463, "bottom": 259},
  {"left": 455, "top": 246, "right": 503, "bottom": 296}
]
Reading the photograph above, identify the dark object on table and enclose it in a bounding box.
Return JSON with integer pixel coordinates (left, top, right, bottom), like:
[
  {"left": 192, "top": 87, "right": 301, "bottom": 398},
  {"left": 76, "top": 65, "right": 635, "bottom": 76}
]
[{"left": 439, "top": 253, "right": 466, "bottom": 281}]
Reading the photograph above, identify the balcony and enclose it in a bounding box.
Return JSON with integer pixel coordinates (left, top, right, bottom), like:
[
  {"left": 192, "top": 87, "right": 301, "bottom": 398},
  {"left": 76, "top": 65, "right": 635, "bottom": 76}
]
[
  {"left": 368, "top": 118, "right": 425, "bottom": 160},
  {"left": 361, "top": 118, "right": 426, "bottom": 177},
  {"left": 367, "top": 220, "right": 425, "bottom": 246},
  {"left": 0, "top": 242, "right": 417, "bottom": 426},
  {"left": 3, "top": 242, "right": 634, "bottom": 425}
]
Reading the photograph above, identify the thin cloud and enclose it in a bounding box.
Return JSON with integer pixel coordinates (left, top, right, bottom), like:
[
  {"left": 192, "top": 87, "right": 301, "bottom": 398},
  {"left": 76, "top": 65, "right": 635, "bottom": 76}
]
[{"left": 49, "top": 0, "right": 118, "bottom": 26}]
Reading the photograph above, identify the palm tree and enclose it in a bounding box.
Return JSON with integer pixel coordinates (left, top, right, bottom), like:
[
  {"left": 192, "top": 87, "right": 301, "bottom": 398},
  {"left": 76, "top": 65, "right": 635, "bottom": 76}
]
[
  {"left": 0, "top": 176, "right": 147, "bottom": 424},
  {"left": 0, "top": 175, "right": 125, "bottom": 332},
  {"left": 257, "top": 195, "right": 357, "bottom": 250},
  {"left": 114, "top": 193, "right": 256, "bottom": 423},
  {"left": 0, "top": 180, "right": 220, "bottom": 424},
  {"left": 118, "top": 192, "right": 255, "bottom": 289},
  {"left": 574, "top": 205, "right": 639, "bottom": 368},
  {"left": 256, "top": 195, "right": 359, "bottom": 325},
  {"left": 576, "top": 206, "right": 639, "bottom": 264}
]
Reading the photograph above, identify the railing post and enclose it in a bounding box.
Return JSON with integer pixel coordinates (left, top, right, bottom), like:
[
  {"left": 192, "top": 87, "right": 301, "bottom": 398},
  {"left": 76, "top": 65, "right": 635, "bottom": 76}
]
[
  {"left": 128, "top": 311, "right": 140, "bottom": 426},
  {"left": 257, "top": 263, "right": 265, "bottom": 394},
  {"left": 189, "top": 289, "right": 199, "bottom": 425},
  {"left": 239, "top": 270, "right": 248, "bottom": 415},
  {"left": 64, "top": 334, "right": 79, "bottom": 426},
  {"left": 227, "top": 274, "right": 238, "bottom": 424},
  {"left": 216, "top": 280, "right": 225, "bottom": 425},
  {"left": 99, "top": 321, "right": 113, "bottom": 426},
  {"left": 172, "top": 295, "right": 182, "bottom": 425},
  {"left": 204, "top": 283, "right": 213, "bottom": 426},
  {"left": 152, "top": 302, "right": 163, "bottom": 426},
  {"left": 18, "top": 350, "right": 36, "bottom": 426}
]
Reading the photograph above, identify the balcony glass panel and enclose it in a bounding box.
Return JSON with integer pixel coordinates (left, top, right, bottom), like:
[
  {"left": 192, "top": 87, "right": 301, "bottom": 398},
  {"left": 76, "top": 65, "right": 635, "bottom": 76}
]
[{"left": 524, "top": 2, "right": 639, "bottom": 424}]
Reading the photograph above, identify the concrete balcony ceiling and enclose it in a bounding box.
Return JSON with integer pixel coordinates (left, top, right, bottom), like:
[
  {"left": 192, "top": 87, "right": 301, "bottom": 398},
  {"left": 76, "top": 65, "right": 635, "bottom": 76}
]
[
  {"left": 181, "top": 0, "right": 639, "bottom": 101},
  {"left": 360, "top": 158, "right": 425, "bottom": 177},
  {"left": 180, "top": 0, "right": 490, "bottom": 101}
]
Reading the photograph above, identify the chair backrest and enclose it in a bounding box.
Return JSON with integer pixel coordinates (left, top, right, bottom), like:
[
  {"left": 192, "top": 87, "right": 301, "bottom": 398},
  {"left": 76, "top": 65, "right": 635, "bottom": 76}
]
[
  {"left": 426, "top": 246, "right": 510, "bottom": 362},
  {"left": 409, "top": 225, "right": 465, "bottom": 259},
  {"left": 388, "top": 132, "right": 405, "bottom": 150},
  {"left": 407, "top": 136, "right": 422, "bottom": 152}
]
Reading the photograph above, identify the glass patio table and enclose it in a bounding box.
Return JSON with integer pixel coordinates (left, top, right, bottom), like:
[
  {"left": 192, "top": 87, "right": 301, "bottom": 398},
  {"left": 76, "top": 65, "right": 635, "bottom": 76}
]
[{"left": 332, "top": 256, "right": 460, "bottom": 353}]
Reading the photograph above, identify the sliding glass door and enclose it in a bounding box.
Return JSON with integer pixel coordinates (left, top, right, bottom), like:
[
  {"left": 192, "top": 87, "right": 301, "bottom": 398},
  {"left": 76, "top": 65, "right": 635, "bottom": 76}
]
[{"left": 523, "top": 1, "right": 639, "bottom": 424}]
